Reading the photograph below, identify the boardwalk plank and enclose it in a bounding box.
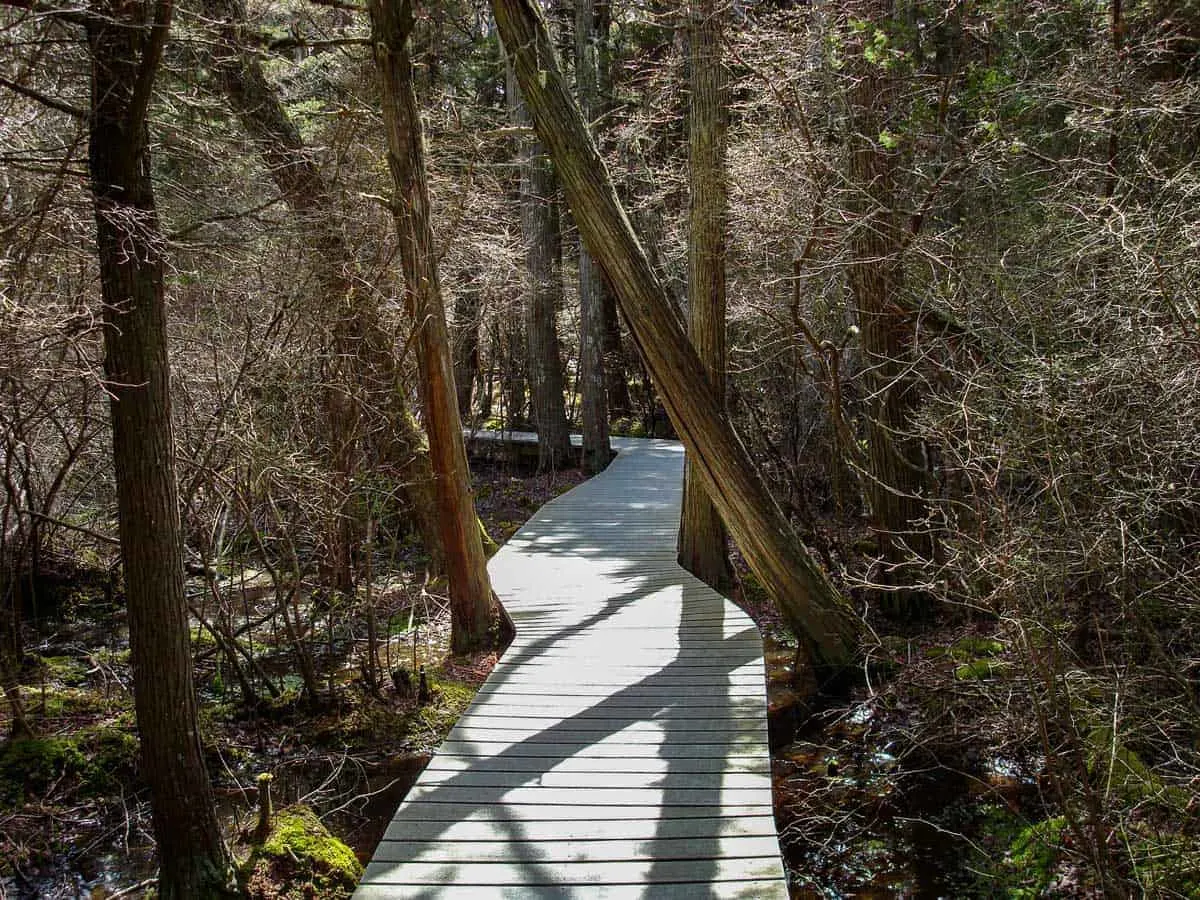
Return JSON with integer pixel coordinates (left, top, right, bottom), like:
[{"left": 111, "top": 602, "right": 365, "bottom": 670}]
[
  {"left": 370, "top": 835, "right": 782, "bottom": 863},
  {"left": 355, "top": 436, "right": 786, "bottom": 898},
  {"left": 382, "top": 814, "right": 778, "bottom": 843},
  {"left": 360, "top": 857, "right": 785, "bottom": 885}
]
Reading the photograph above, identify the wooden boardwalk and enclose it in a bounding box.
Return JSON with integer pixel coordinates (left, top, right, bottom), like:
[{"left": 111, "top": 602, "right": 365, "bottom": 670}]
[{"left": 355, "top": 435, "right": 787, "bottom": 899}]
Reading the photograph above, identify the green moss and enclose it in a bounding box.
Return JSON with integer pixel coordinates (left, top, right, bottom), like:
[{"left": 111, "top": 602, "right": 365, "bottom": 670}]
[
  {"left": 610, "top": 417, "right": 647, "bottom": 438},
  {"left": 949, "top": 636, "right": 1005, "bottom": 659},
  {"left": 189, "top": 625, "right": 220, "bottom": 649},
  {"left": 77, "top": 726, "right": 139, "bottom": 795},
  {"left": 954, "top": 658, "right": 1014, "bottom": 680},
  {"left": 242, "top": 805, "right": 361, "bottom": 898},
  {"left": 1085, "top": 726, "right": 1186, "bottom": 808},
  {"left": 1003, "top": 816, "right": 1066, "bottom": 898},
  {"left": 478, "top": 517, "right": 499, "bottom": 557},
  {"left": 0, "top": 737, "right": 86, "bottom": 807},
  {"left": 37, "top": 655, "right": 90, "bottom": 686},
  {"left": 1131, "top": 834, "right": 1200, "bottom": 897}
]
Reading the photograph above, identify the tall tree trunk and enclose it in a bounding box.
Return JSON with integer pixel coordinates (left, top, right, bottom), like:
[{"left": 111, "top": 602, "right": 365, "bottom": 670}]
[
  {"left": 498, "top": 311, "right": 526, "bottom": 426},
  {"left": 490, "top": 0, "right": 858, "bottom": 675},
  {"left": 845, "top": 2, "right": 933, "bottom": 615},
  {"left": 369, "top": 0, "right": 508, "bottom": 653},
  {"left": 593, "top": 0, "right": 632, "bottom": 420},
  {"left": 201, "top": 0, "right": 443, "bottom": 574},
  {"left": 85, "top": 2, "right": 235, "bottom": 894},
  {"left": 508, "top": 64, "right": 573, "bottom": 469},
  {"left": 452, "top": 285, "right": 481, "bottom": 420},
  {"left": 677, "top": 0, "right": 732, "bottom": 591},
  {"left": 575, "top": 0, "right": 612, "bottom": 475},
  {"left": 602, "top": 285, "right": 631, "bottom": 419}
]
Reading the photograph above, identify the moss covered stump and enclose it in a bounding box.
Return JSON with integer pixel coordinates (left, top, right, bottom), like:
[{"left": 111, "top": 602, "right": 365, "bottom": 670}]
[{"left": 242, "top": 805, "right": 361, "bottom": 899}]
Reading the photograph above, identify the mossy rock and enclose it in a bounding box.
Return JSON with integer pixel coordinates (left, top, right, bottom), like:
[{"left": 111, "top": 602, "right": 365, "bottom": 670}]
[
  {"left": 0, "top": 736, "right": 86, "bottom": 807},
  {"left": 242, "top": 805, "right": 362, "bottom": 899}
]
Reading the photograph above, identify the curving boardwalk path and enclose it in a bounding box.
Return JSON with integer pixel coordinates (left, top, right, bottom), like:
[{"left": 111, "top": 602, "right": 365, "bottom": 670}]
[{"left": 355, "top": 436, "right": 787, "bottom": 899}]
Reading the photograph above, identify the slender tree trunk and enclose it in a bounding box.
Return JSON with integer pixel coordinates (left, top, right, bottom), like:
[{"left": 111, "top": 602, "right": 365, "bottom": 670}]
[
  {"left": 490, "top": 0, "right": 858, "bottom": 675},
  {"left": 85, "top": 2, "right": 235, "bottom": 893},
  {"left": 845, "top": 2, "right": 933, "bottom": 614},
  {"left": 508, "top": 64, "right": 573, "bottom": 469},
  {"left": 0, "top": 590, "right": 31, "bottom": 738},
  {"left": 575, "top": 0, "right": 612, "bottom": 474},
  {"left": 501, "top": 312, "right": 526, "bottom": 426},
  {"left": 602, "top": 286, "right": 631, "bottom": 419},
  {"left": 592, "top": 0, "right": 632, "bottom": 420},
  {"left": 369, "top": 0, "right": 508, "bottom": 653},
  {"left": 678, "top": 0, "right": 732, "bottom": 590},
  {"left": 452, "top": 285, "right": 482, "bottom": 420},
  {"left": 202, "top": 0, "right": 444, "bottom": 573}
]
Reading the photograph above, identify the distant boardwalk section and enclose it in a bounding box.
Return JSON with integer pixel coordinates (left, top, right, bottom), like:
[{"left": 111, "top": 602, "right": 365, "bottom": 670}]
[{"left": 356, "top": 435, "right": 787, "bottom": 899}]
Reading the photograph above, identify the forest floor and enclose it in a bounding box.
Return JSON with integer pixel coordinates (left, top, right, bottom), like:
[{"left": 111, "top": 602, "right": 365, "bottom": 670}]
[{"left": 1, "top": 455, "right": 1066, "bottom": 899}]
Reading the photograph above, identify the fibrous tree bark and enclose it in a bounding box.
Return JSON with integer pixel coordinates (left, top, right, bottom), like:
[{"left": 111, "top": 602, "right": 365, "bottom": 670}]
[
  {"left": 508, "top": 61, "right": 572, "bottom": 470},
  {"left": 575, "top": 0, "right": 612, "bottom": 475},
  {"left": 452, "top": 283, "right": 481, "bottom": 420},
  {"left": 201, "top": 0, "right": 444, "bottom": 578},
  {"left": 85, "top": 0, "right": 236, "bottom": 893},
  {"left": 491, "top": 0, "right": 858, "bottom": 674},
  {"left": 589, "top": 0, "right": 632, "bottom": 422},
  {"left": 677, "top": 0, "right": 732, "bottom": 590},
  {"left": 368, "top": 0, "right": 508, "bottom": 653},
  {"left": 844, "top": 1, "right": 934, "bottom": 614}
]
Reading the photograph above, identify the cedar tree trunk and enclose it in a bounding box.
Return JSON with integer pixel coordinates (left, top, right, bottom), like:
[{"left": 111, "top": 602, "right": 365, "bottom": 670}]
[
  {"left": 509, "top": 67, "right": 573, "bottom": 469},
  {"left": 490, "top": 0, "right": 858, "bottom": 674},
  {"left": 202, "top": 0, "right": 444, "bottom": 575},
  {"left": 85, "top": 1, "right": 236, "bottom": 893},
  {"left": 369, "top": 0, "right": 508, "bottom": 652},
  {"left": 575, "top": 0, "right": 612, "bottom": 474},
  {"left": 845, "top": 2, "right": 934, "bottom": 614},
  {"left": 678, "top": 0, "right": 733, "bottom": 591}
]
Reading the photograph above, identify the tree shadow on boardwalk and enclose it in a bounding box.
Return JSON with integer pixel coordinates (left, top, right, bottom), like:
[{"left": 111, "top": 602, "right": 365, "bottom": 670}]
[{"left": 356, "top": 440, "right": 784, "bottom": 898}]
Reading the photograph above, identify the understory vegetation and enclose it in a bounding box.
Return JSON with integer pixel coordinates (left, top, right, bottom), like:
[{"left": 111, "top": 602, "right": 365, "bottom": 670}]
[{"left": 2, "top": 0, "right": 1198, "bottom": 896}]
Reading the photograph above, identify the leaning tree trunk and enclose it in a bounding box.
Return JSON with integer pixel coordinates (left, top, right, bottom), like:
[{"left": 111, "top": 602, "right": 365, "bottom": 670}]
[
  {"left": 677, "top": 0, "right": 732, "bottom": 591},
  {"left": 490, "top": 0, "right": 858, "bottom": 675},
  {"left": 574, "top": 0, "right": 612, "bottom": 475},
  {"left": 85, "top": 1, "right": 236, "bottom": 894},
  {"left": 508, "top": 65, "right": 573, "bottom": 469},
  {"left": 368, "top": 0, "right": 508, "bottom": 653},
  {"left": 202, "top": 0, "right": 444, "bottom": 574},
  {"left": 845, "top": 0, "right": 934, "bottom": 616}
]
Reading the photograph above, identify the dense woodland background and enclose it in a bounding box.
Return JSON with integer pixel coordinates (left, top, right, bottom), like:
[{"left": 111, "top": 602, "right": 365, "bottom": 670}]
[{"left": 1, "top": 0, "right": 1198, "bottom": 896}]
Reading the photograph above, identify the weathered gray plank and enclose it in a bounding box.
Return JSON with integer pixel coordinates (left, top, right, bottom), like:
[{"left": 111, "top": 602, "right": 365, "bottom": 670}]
[
  {"left": 423, "top": 755, "right": 770, "bottom": 775},
  {"left": 360, "top": 856, "right": 785, "bottom": 885},
  {"left": 382, "top": 813, "right": 778, "bottom": 843},
  {"left": 434, "top": 740, "right": 768, "bottom": 759},
  {"left": 370, "top": 835, "right": 782, "bottom": 864},
  {"left": 356, "top": 437, "right": 786, "bottom": 898},
  {"left": 413, "top": 769, "right": 772, "bottom": 790},
  {"left": 382, "top": 802, "right": 773, "bottom": 822},
  {"left": 355, "top": 882, "right": 784, "bottom": 899}
]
